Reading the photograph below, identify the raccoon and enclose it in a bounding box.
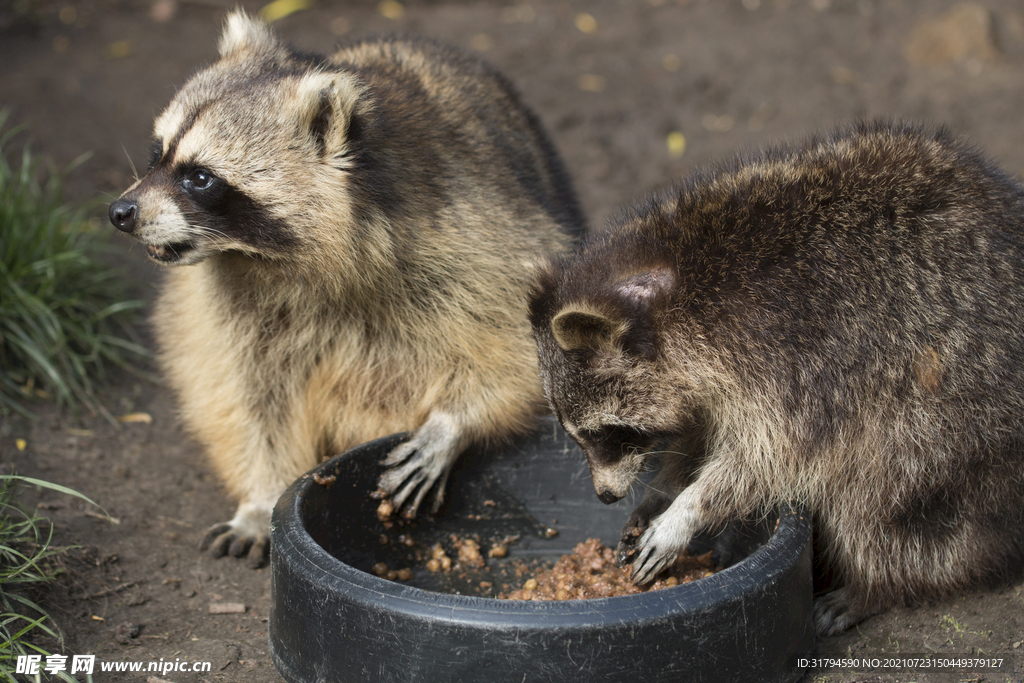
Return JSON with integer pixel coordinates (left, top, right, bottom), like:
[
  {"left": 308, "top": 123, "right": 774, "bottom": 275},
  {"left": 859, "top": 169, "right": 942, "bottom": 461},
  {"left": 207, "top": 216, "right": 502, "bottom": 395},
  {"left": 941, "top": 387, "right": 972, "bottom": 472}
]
[
  {"left": 529, "top": 120, "right": 1024, "bottom": 635},
  {"left": 108, "top": 11, "right": 585, "bottom": 567}
]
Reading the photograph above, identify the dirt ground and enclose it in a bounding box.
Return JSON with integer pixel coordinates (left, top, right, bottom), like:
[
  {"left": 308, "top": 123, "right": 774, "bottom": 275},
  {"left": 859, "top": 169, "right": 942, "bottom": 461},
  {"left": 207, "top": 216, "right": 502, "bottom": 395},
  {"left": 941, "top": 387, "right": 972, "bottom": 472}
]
[{"left": 2, "top": 0, "right": 1024, "bottom": 681}]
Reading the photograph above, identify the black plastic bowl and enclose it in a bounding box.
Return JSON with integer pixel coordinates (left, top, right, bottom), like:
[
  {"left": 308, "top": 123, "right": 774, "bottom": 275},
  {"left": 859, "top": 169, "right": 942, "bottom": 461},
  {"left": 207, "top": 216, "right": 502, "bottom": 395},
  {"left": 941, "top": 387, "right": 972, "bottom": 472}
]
[{"left": 270, "top": 418, "right": 813, "bottom": 683}]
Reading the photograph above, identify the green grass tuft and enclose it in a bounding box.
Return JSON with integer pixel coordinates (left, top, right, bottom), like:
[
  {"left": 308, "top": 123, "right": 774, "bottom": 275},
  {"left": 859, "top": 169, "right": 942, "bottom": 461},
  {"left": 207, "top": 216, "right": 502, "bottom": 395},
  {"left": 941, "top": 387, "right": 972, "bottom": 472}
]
[
  {"left": 0, "top": 475, "right": 102, "bottom": 683},
  {"left": 0, "top": 108, "right": 149, "bottom": 419}
]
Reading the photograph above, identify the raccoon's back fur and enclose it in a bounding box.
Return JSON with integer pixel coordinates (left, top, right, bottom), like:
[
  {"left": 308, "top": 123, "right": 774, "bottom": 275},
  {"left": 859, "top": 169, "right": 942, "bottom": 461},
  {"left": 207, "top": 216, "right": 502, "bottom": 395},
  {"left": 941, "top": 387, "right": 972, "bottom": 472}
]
[
  {"left": 109, "top": 12, "right": 585, "bottom": 566},
  {"left": 529, "top": 120, "right": 1024, "bottom": 634}
]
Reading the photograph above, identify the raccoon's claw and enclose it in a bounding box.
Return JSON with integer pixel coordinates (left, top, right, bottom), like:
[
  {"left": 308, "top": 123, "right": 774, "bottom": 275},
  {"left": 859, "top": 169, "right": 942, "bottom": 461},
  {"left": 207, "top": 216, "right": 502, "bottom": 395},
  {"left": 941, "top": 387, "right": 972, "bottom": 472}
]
[
  {"left": 626, "top": 540, "right": 678, "bottom": 586},
  {"left": 616, "top": 494, "right": 672, "bottom": 566},
  {"left": 199, "top": 503, "right": 272, "bottom": 569},
  {"left": 616, "top": 524, "right": 646, "bottom": 566},
  {"left": 380, "top": 448, "right": 452, "bottom": 518},
  {"left": 199, "top": 522, "right": 232, "bottom": 553},
  {"left": 377, "top": 412, "right": 468, "bottom": 519},
  {"left": 200, "top": 523, "right": 270, "bottom": 569},
  {"left": 813, "top": 587, "right": 874, "bottom": 636},
  {"left": 380, "top": 439, "right": 415, "bottom": 468},
  {"left": 623, "top": 510, "right": 693, "bottom": 585}
]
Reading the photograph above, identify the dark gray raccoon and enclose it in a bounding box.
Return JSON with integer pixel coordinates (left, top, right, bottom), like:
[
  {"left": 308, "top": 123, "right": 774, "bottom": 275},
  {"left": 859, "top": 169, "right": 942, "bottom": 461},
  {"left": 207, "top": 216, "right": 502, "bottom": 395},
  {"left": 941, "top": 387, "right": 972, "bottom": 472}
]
[
  {"left": 108, "top": 11, "right": 585, "bottom": 567},
  {"left": 529, "top": 120, "right": 1024, "bottom": 634}
]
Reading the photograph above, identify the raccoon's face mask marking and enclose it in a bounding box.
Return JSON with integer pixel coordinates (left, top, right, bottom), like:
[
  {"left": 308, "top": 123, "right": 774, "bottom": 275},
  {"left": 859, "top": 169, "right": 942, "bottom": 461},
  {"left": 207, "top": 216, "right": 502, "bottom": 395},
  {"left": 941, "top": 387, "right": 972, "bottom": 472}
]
[
  {"left": 109, "top": 12, "right": 363, "bottom": 268},
  {"left": 110, "top": 150, "right": 295, "bottom": 266},
  {"left": 564, "top": 422, "right": 666, "bottom": 504},
  {"left": 532, "top": 265, "right": 680, "bottom": 502}
]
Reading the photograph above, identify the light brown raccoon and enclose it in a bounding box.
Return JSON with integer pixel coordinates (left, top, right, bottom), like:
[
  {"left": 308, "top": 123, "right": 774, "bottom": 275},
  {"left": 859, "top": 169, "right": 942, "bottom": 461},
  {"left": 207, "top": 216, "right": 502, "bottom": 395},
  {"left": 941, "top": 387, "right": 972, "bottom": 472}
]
[
  {"left": 529, "top": 121, "right": 1024, "bottom": 635},
  {"left": 108, "top": 11, "right": 585, "bottom": 567}
]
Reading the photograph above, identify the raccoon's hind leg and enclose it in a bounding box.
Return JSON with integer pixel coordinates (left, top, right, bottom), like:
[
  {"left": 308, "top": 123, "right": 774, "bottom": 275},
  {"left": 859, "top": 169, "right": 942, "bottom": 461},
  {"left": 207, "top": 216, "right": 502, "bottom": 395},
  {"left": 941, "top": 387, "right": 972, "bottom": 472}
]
[
  {"left": 199, "top": 500, "right": 274, "bottom": 569},
  {"left": 191, "top": 408, "right": 306, "bottom": 569},
  {"left": 377, "top": 410, "right": 474, "bottom": 518},
  {"left": 813, "top": 587, "right": 877, "bottom": 636}
]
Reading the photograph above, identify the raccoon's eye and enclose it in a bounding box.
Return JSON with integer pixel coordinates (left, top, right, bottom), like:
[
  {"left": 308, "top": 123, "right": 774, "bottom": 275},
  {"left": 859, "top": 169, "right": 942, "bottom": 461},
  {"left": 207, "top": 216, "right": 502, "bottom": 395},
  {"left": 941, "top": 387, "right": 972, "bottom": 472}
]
[
  {"left": 581, "top": 425, "right": 670, "bottom": 454},
  {"left": 183, "top": 169, "right": 217, "bottom": 193},
  {"left": 580, "top": 425, "right": 646, "bottom": 447}
]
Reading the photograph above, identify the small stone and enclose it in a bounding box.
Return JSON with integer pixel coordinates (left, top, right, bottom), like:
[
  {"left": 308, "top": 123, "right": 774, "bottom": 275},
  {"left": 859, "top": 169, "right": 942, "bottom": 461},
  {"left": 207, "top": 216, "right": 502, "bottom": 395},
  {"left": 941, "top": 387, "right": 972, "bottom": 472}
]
[{"left": 208, "top": 602, "right": 246, "bottom": 614}]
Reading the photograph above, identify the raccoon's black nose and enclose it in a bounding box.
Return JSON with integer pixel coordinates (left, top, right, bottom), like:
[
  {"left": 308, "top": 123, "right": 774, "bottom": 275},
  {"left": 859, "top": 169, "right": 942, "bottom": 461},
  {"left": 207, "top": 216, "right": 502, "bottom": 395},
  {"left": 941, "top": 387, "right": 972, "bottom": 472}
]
[
  {"left": 597, "top": 490, "right": 623, "bottom": 505},
  {"left": 109, "top": 198, "right": 138, "bottom": 233}
]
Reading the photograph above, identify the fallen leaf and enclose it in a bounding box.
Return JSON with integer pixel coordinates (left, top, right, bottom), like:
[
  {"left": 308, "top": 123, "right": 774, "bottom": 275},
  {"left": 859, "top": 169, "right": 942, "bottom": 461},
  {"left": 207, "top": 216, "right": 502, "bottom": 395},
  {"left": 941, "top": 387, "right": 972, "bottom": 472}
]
[
  {"left": 105, "top": 40, "right": 133, "bottom": 59},
  {"left": 575, "top": 13, "right": 598, "bottom": 34},
  {"left": 578, "top": 74, "right": 606, "bottom": 92},
  {"left": 662, "top": 54, "right": 681, "bottom": 72},
  {"left": 258, "top": 0, "right": 311, "bottom": 23},
  {"left": 666, "top": 131, "right": 686, "bottom": 158},
  {"left": 378, "top": 0, "right": 405, "bottom": 20},
  {"left": 118, "top": 412, "right": 153, "bottom": 424}
]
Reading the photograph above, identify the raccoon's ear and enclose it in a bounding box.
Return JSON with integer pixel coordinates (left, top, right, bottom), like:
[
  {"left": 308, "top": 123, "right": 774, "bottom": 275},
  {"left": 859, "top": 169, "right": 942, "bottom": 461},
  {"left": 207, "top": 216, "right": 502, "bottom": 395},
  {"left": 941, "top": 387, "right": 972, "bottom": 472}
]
[
  {"left": 613, "top": 266, "right": 675, "bottom": 307},
  {"left": 550, "top": 305, "right": 627, "bottom": 355},
  {"left": 549, "top": 267, "right": 673, "bottom": 357},
  {"left": 218, "top": 10, "right": 278, "bottom": 59},
  {"left": 294, "top": 72, "right": 362, "bottom": 160},
  {"left": 600, "top": 266, "right": 674, "bottom": 359}
]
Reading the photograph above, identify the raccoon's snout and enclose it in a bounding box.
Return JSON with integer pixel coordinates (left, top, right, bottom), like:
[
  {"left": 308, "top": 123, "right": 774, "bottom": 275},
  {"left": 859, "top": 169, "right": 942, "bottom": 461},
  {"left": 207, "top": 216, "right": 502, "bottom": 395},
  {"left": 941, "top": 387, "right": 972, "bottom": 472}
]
[
  {"left": 109, "top": 198, "right": 138, "bottom": 233},
  {"left": 598, "top": 490, "right": 624, "bottom": 505}
]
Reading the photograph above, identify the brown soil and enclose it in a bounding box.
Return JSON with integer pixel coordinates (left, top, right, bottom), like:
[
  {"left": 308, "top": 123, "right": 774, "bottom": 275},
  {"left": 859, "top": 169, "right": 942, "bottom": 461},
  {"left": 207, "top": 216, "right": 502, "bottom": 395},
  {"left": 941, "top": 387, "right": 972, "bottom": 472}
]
[{"left": 2, "top": 1, "right": 1023, "bottom": 682}]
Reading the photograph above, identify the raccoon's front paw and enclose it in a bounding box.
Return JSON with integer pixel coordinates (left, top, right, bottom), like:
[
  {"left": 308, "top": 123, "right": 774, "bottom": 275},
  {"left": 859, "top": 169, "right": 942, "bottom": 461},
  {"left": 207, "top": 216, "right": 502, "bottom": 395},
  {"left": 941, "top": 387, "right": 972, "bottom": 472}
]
[
  {"left": 813, "top": 587, "right": 875, "bottom": 636},
  {"left": 377, "top": 413, "right": 468, "bottom": 518},
  {"left": 377, "top": 440, "right": 456, "bottom": 518},
  {"left": 616, "top": 495, "right": 672, "bottom": 566},
  {"left": 623, "top": 514, "right": 692, "bottom": 585},
  {"left": 199, "top": 503, "right": 271, "bottom": 569}
]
